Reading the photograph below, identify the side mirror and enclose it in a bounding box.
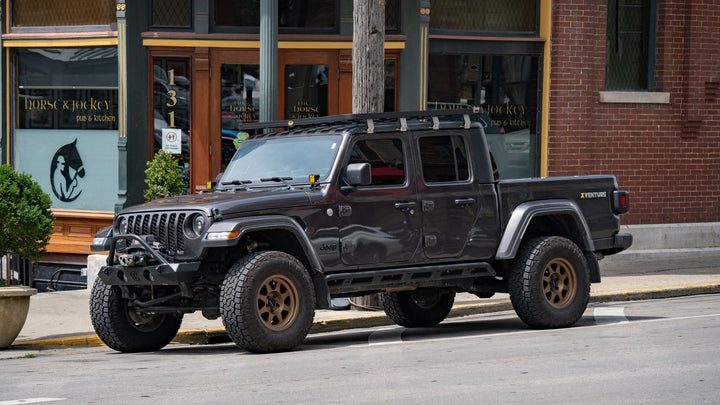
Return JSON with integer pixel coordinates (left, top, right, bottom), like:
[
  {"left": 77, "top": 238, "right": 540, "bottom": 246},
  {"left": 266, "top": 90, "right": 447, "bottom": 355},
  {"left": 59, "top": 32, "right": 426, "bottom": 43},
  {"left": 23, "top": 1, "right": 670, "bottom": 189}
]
[{"left": 344, "top": 163, "right": 372, "bottom": 186}]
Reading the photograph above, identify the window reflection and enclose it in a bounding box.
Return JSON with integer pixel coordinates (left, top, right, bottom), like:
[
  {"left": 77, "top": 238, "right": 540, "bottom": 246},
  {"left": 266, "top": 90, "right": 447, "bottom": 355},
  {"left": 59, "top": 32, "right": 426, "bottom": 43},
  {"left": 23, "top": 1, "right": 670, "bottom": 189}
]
[
  {"left": 428, "top": 54, "right": 538, "bottom": 179},
  {"left": 285, "top": 64, "right": 328, "bottom": 119}
]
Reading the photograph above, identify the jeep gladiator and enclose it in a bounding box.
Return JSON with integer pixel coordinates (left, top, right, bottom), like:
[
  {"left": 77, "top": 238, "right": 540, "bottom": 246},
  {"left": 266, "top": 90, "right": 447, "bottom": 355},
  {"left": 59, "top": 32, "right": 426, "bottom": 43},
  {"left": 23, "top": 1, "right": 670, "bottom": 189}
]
[{"left": 90, "top": 109, "right": 632, "bottom": 353}]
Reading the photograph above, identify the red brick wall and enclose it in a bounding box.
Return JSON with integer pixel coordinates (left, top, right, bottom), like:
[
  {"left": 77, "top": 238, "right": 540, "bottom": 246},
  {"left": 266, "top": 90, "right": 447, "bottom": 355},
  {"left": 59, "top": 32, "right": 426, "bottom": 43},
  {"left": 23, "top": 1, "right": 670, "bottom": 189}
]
[{"left": 548, "top": 0, "right": 720, "bottom": 224}]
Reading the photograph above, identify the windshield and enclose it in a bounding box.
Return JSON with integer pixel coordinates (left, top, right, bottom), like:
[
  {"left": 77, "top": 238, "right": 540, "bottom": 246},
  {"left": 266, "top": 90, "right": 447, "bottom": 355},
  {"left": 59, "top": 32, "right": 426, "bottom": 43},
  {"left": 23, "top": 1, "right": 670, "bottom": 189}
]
[{"left": 221, "top": 135, "right": 342, "bottom": 186}]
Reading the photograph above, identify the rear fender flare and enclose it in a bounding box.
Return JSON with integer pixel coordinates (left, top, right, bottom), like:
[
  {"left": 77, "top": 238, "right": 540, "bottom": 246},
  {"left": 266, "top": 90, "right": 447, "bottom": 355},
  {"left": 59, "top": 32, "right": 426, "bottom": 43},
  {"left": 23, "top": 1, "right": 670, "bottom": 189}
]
[{"left": 495, "top": 200, "right": 595, "bottom": 260}]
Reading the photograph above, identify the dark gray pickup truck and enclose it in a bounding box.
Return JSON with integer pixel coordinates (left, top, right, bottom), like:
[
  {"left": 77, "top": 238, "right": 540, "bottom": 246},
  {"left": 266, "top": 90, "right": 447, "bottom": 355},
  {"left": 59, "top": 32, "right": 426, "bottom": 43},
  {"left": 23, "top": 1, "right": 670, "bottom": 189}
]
[{"left": 90, "top": 109, "right": 632, "bottom": 353}]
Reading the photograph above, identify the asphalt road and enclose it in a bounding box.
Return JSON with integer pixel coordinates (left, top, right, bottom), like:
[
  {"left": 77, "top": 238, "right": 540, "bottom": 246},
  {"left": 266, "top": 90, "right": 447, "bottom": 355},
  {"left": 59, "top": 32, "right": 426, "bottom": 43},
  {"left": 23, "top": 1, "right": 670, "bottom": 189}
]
[{"left": 2, "top": 294, "right": 719, "bottom": 404}]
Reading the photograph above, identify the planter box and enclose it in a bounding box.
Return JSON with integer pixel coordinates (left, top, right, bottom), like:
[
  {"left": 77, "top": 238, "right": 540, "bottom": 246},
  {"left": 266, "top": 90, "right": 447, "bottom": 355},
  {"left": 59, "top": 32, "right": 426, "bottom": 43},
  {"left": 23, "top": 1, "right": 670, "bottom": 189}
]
[{"left": 0, "top": 286, "right": 37, "bottom": 349}]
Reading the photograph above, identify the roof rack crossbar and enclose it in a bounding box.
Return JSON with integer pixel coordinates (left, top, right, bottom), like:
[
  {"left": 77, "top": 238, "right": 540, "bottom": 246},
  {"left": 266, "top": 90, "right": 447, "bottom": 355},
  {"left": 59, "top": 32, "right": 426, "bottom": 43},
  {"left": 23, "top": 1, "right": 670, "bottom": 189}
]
[{"left": 235, "top": 108, "right": 477, "bottom": 133}]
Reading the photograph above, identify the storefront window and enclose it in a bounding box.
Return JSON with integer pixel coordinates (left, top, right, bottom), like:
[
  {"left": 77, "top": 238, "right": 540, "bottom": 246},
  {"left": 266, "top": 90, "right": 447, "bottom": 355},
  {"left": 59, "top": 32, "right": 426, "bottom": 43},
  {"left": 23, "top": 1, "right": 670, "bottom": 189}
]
[
  {"left": 285, "top": 64, "right": 328, "bottom": 119},
  {"left": 428, "top": 54, "right": 539, "bottom": 179},
  {"left": 14, "top": 47, "right": 119, "bottom": 211},
  {"left": 213, "top": 0, "right": 336, "bottom": 31},
  {"left": 153, "top": 58, "right": 191, "bottom": 193}
]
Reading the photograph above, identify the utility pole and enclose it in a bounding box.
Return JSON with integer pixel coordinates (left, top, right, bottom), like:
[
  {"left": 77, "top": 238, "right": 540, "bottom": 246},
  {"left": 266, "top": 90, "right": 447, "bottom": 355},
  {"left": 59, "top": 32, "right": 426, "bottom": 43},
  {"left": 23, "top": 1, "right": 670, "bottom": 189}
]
[
  {"left": 352, "top": 0, "right": 385, "bottom": 114},
  {"left": 351, "top": 0, "right": 385, "bottom": 310}
]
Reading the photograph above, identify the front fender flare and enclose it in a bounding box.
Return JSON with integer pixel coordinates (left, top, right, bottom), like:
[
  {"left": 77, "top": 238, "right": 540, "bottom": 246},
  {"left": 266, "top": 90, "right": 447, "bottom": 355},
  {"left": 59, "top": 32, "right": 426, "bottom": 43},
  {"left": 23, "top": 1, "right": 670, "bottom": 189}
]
[{"left": 202, "top": 215, "right": 330, "bottom": 307}]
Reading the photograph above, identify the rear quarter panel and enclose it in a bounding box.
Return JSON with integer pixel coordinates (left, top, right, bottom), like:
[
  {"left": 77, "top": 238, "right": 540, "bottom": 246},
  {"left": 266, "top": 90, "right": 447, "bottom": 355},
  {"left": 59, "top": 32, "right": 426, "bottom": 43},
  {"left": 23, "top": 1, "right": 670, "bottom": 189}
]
[{"left": 497, "top": 175, "right": 621, "bottom": 244}]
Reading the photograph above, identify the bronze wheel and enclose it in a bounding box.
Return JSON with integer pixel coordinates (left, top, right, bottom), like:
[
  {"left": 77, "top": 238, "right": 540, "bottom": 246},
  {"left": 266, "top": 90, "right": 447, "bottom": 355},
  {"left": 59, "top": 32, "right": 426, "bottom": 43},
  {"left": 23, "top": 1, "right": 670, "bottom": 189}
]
[
  {"left": 508, "top": 236, "right": 590, "bottom": 328},
  {"left": 256, "top": 274, "right": 300, "bottom": 332},
  {"left": 220, "top": 251, "right": 315, "bottom": 353},
  {"left": 542, "top": 258, "right": 577, "bottom": 309}
]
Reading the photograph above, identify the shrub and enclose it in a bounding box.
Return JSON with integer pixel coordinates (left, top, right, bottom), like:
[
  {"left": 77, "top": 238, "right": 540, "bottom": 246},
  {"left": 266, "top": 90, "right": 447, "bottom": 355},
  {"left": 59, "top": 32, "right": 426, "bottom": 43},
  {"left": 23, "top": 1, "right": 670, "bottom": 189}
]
[
  {"left": 144, "top": 150, "right": 185, "bottom": 201},
  {"left": 0, "top": 165, "right": 54, "bottom": 263}
]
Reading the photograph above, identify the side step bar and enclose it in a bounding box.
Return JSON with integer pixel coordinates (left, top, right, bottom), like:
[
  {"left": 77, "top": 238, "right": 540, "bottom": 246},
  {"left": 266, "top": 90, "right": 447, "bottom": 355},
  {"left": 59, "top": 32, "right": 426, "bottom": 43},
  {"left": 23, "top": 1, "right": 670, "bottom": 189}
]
[{"left": 326, "top": 262, "right": 496, "bottom": 295}]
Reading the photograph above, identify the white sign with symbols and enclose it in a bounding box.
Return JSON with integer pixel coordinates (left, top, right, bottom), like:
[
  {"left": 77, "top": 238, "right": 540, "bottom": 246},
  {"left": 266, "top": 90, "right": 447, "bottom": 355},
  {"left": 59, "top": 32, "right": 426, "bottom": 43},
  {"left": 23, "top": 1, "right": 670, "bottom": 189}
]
[{"left": 161, "top": 128, "right": 181, "bottom": 154}]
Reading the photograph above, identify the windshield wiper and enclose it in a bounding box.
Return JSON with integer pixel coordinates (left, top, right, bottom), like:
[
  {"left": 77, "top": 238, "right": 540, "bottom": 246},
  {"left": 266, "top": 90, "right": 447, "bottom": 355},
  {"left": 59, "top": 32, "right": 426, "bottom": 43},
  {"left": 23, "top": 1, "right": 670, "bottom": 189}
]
[
  {"left": 260, "top": 176, "right": 293, "bottom": 189},
  {"left": 219, "top": 179, "right": 252, "bottom": 191}
]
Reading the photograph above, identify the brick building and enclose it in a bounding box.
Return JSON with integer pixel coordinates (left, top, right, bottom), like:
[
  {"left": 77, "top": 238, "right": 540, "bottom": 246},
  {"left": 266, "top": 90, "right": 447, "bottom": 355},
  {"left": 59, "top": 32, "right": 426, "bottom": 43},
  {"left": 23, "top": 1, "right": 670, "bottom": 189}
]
[{"left": 548, "top": 0, "right": 720, "bottom": 226}]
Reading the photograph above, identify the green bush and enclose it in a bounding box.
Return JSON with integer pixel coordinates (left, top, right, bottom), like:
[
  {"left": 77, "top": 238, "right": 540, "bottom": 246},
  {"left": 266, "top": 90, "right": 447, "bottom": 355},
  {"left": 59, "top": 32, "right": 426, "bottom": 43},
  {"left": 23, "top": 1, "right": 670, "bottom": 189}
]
[
  {"left": 144, "top": 150, "right": 185, "bottom": 201},
  {"left": 0, "top": 165, "right": 54, "bottom": 263}
]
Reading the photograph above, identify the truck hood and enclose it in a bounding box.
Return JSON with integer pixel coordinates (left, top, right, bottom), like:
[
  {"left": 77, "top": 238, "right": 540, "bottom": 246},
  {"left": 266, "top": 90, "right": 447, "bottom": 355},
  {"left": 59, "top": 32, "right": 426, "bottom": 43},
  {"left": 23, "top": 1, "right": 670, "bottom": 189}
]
[{"left": 120, "top": 188, "right": 313, "bottom": 217}]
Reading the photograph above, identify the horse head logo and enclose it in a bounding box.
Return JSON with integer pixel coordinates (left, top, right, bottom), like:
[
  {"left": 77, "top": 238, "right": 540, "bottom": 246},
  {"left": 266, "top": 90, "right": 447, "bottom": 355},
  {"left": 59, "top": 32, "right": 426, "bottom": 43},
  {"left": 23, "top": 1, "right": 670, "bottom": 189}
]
[{"left": 50, "top": 139, "right": 85, "bottom": 202}]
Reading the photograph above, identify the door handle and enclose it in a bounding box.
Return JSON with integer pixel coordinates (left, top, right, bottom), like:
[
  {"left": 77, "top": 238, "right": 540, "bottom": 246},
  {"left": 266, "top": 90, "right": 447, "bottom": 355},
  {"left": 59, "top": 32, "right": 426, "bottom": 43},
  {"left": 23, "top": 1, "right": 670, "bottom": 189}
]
[
  {"left": 394, "top": 202, "right": 416, "bottom": 212},
  {"left": 454, "top": 198, "right": 475, "bottom": 206}
]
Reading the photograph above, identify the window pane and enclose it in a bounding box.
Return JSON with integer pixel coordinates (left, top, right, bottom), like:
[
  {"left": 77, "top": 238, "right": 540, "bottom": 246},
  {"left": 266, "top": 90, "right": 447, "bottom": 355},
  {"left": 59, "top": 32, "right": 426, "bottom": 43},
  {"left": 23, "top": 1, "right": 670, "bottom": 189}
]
[
  {"left": 430, "top": 0, "right": 536, "bottom": 33},
  {"left": 214, "top": 0, "right": 335, "bottom": 29},
  {"left": 419, "top": 136, "right": 469, "bottom": 183},
  {"left": 385, "top": 0, "right": 400, "bottom": 31},
  {"left": 13, "top": 0, "right": 116, "bottom": 27},
  {"left": 285, "top": 65, "right": 328, "bottom": 119},
  {"left": 605, "top": 0, "right": 651, "bottom": 90},
  {"left": 385, "top": 60, "right": 396, "bottom": 112},
  {"left": 349, "top": 139, "right": 405, "bottom": 186},
  {"left": 151, "top": 0, "right": 192, "bottom": 28}
]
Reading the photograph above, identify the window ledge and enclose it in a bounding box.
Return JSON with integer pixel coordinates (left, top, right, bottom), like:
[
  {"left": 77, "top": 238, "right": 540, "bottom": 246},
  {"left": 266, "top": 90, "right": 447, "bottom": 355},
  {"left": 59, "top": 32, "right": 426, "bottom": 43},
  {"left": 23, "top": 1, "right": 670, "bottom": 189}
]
[{"left": 598, "top": 91, "right": 670, "bottom": 104}]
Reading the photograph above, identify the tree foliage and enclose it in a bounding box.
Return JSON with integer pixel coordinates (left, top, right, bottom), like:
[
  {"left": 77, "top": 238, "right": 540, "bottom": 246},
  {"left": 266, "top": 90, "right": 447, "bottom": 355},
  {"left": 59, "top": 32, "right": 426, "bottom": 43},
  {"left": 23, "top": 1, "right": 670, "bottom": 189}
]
[
  {"left": 144, "top": 150, "right": 185, "bottom": 201},
  {"left": 0, "top": 165, "right": 54, "bottom": 262}
]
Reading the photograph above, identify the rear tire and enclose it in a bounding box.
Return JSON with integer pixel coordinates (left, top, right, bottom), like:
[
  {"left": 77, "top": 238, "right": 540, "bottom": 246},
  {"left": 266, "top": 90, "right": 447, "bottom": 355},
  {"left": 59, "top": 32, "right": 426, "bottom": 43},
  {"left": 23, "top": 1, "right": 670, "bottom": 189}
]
[
  {"left": 379, "top": 288, "right": 455, "bottom": 327},
  {"left": 508, "top": 236, "right": 590, "bottom": 328},
  {"left": 89, "top": 279, "right": 183, "bottom": 352},
  {"left": 220, "top": 251, "right": 315, "bottom": 353}
]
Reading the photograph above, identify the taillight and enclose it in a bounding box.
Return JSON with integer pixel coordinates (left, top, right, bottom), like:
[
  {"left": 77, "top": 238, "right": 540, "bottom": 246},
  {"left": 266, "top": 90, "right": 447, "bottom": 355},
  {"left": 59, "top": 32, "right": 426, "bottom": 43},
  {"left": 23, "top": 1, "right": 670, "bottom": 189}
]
[{"left": 612, "top": 190, "right": 629, "bottom": 214}]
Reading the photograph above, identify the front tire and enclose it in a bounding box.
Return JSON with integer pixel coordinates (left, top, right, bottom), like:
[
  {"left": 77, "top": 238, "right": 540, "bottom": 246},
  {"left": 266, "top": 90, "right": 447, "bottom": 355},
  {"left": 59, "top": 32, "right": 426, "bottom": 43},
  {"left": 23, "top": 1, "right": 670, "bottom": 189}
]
[
  {"left": 89, "top": 279, "right": 183, "bottom": 352},
  {"left": 220, "top": 251, "right": 315, "bottom": 353},
  {"left": 508, "top": 236, "right": 590, "bottom": 328},
  {"left": 379, "top": 288, "right": 456, "bottom": 327}
]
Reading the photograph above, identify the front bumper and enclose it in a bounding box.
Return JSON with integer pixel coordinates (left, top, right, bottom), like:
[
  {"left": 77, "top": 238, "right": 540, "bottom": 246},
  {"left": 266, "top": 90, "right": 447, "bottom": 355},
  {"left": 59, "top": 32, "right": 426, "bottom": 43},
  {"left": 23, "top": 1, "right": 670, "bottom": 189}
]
[
  {"left": 98, "top": 234, "right": 200, "bottom": 286},
  {"left": 98, "top": 261, "right": 201, "bottom": 286}
]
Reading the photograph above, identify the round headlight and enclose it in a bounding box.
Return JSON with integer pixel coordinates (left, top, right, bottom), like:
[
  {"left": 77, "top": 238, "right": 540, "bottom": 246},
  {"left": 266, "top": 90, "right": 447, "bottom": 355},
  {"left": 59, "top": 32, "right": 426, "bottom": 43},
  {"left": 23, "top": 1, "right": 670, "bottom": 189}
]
[
  {"left": 118, "top": 217, "right": 128, "bottom": 234},
  {"left": 192, "top": 215, "right": 206, "bottom": 236}
]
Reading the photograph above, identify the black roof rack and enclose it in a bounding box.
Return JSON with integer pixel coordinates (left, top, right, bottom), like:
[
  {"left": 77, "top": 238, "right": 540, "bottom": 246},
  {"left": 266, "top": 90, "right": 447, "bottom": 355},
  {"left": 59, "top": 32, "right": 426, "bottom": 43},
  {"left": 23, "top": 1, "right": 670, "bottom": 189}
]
[{"left": 236, "top": 108, "right": 481, "bottom": 134}]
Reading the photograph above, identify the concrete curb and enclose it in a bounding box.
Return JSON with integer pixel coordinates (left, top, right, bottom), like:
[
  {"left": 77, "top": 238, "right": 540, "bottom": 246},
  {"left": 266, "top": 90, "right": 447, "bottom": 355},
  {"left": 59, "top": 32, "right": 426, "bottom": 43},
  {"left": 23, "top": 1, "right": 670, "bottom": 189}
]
[{"left": 12, "top": 283, "right": 720, "bottom": 348}]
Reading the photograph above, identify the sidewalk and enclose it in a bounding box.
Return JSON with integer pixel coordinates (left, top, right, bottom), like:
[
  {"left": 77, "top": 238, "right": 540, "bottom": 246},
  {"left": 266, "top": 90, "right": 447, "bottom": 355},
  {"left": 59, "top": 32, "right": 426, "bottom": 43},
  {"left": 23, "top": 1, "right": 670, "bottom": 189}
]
[{"left": 8, "top": 250, "right": 720, "bottom": 349}]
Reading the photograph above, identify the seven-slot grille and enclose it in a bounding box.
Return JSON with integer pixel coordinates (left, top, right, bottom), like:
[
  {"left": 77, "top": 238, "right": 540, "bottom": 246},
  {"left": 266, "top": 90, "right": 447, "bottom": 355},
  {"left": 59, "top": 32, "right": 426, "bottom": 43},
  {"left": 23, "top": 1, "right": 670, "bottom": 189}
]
[{"left": 123, "top": 212, "right": 189, "bottom": 254}]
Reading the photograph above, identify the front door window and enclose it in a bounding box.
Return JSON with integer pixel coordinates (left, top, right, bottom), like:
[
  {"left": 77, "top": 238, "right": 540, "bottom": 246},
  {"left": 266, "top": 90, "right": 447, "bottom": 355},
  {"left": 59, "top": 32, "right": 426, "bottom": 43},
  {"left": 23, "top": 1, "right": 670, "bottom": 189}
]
[
  {"left": 153, "top": 58, "right": 191, "bottom": 193},
  {"left": 285, "top": 64, "right": 328, "bottom": 119},
  {"left": 220, "top": 64, "right": 260, "bottom": 168}
]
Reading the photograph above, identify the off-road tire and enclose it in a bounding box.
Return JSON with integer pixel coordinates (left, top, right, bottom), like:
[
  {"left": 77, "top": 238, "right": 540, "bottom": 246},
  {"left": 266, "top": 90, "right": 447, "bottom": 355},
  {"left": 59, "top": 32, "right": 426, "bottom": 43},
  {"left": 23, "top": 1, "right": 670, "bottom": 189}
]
[
  {"left": 220, "top": 251, "right": 315, "bottom": 353},
  {"left": 89, "top": 278, "right": 183, "bottom": 352},
  {"left": 508, "top": 236, "right": 590, "bottom": 328},
  {"left": 379, "top": 288, "right": 456, "bottom": 327}
]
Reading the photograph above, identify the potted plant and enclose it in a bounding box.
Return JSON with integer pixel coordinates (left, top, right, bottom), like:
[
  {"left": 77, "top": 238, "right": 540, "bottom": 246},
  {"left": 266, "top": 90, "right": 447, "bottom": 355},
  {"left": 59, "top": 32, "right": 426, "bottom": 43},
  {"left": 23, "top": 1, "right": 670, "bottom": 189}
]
[
  {"left": 0, "top": 164, "right": 54, "bottom": 349},
  {"left": 144, "top": 150, "right": 185, "bottom": 201}
]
